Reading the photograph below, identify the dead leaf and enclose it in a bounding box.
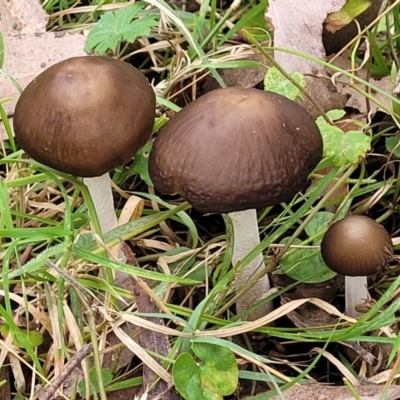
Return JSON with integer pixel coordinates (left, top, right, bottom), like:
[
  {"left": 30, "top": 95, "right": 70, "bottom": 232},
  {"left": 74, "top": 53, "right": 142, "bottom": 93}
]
[
  {"left": 266, "top": 2, "right": 349, "bottom": 119},
  {"left": 120, "top": 244, "right": 180, "bottom": 400},
  {"left": 340, "top": 340, "right": 379, "bottom": 366},
  {"left": 296, "top": 76, "right": 349, "bottom": 118},
  {"left": 200, "top": 52, "right": 269, "bottom": 94},
  {"left": 331, "top": 54, "right": 393, "bottom": 113},
  {"left": 0, "top": 359, "right": 11, "bottom": 400},
  {"left": 324, "top": 0, "right": 372, "bottom": 34},
  {"left": 266, "top": 0, "right": 346, "bottom": 73}
]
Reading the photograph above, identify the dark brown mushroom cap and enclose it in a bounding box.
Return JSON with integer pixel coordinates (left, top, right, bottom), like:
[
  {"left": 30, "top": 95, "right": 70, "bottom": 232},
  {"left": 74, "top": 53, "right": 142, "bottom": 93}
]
[
  {"left": 321, "top": 215, "right": 393, "bottom": 277},
  {"left": 13, "top": 56, "right": 156, "bottom": 177},
  {"left": 149, "top": 87, "right": 323, "bottom": 213}
]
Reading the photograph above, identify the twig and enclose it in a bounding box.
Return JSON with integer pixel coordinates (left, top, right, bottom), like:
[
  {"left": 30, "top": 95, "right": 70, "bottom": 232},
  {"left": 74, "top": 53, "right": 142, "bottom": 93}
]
[
  {"left": 46, "top": 260, "right": 104, "bottom": 307},
  {"left": 38, "top": 344, "right": 92, "bottom": 400}
]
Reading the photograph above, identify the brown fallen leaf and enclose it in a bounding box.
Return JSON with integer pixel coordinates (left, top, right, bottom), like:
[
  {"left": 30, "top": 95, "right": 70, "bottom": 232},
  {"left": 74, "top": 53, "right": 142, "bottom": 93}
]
[
  {"left": 330, "top": 53, "right": 393, "bottom": 114},
  {"left": 324, "top": 1, "right": 372, "bottom": 34},
  {"left": 323, "top": 0, "right": 384, "bottom": 54},
  {"left": 340, "top": 340, "right": 379, "bottom": 367},
  {"left": 122, "top": 243, "right": 180, "bottom": 400},
  {"left": 281, "top": 296, "right": 379, "bottom": 368},
  {"left": 105, "top": 385, "right": 142, "bottom": 400},
  {"left": 296, "top": 76, "right": 348, "bottom": 119},
  {"left": 200, "top": 52, "right": 270, "bottom": 95}
]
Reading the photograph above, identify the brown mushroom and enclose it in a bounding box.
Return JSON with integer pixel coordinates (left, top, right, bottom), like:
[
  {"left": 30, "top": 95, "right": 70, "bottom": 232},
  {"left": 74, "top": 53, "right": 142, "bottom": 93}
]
[
  {"left": 13, "top": 56, "right": 156, "bottom": 234},
  {"left": 150, "top": 88, "right": 322, "bottom": 214},
  {"left": 149, "top": 87, "right": 323, "bottom": 320},
  {"left": 321, "top": 215, "right": 393, "bottom": 317}
]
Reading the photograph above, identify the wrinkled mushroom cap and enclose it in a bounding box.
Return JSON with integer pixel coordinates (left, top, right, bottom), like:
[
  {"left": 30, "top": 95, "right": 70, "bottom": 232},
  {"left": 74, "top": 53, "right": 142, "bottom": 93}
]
[
  {"left": 321, "top": 215, "right": 393, "bottom": 276},
  {"left": 149, "top": 87, "right": 323, "bottom": 213},
  {"left": 14, "top": 56, "right": 156, "bottom": 177}
]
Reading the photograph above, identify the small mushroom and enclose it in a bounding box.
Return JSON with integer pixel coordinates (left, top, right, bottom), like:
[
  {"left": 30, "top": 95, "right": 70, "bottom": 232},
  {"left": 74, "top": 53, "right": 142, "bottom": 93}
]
[
  {"left": 149, "top": 87, "right": 323, "bottom": 320},
  {"left": 13, "top": 56, "right": 156, "bottom": 237},
  {"left": 321, "top": 215, "right": 393, "bottom": 317}
]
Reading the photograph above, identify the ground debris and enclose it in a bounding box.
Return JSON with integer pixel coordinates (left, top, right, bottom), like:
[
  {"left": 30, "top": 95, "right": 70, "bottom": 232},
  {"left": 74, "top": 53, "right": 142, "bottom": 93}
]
[
  {"left": 121, "top": 243, "right": 180, "bottom": 400},
  {"left": 0, "top": 0, "right": 47, "bottom": 35},
  {"left": 0, "top": 360, "right": 11, "bottom": 400},
  {"left": 263, "top": 383, "right": 400, "bottom": 400}
]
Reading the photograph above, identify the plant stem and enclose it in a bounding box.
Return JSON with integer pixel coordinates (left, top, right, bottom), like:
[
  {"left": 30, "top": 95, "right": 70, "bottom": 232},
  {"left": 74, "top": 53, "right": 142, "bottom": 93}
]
[{"left": 229, "top": 209, "right": 273, "bottom": 320}]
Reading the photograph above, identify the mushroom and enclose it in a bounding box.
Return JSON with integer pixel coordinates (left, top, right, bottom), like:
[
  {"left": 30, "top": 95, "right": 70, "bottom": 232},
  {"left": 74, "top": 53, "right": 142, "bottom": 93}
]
[
  {"left": 321, "top": 215, "right": 393, "bottom": 318},
  {"left": 149, "top": 87, "right": 323, "bottom": 320},
  {"left": 13, "top": 56, "right": 156, "bottom": 238}
]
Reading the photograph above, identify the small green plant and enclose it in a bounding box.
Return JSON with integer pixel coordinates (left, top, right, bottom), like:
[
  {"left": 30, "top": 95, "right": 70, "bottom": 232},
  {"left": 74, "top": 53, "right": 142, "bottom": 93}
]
[
  {"left": 173, "top": 342, "right": 238, "bottom": 400},
  {"left": 280, "top": 211, "right": 337, "bottom": 283},
  {"left": 84, "top": 3, "right": 158, "bottom": 55},
  {"left": 0, "top": 324, "right": 44, "bottom": 349},
  {"left": 316, "top": 110, "right": 371, "bottom": 166},
  {"left": 264, "top": 66, "right": 306, "bottom": 100}
]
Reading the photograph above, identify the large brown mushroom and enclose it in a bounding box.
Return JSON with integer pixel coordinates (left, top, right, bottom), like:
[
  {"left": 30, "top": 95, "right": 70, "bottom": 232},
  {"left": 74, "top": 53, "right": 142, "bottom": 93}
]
[
  {"left": 321, "top": 215, "right": 393, "bottom": 317},
  {"left": 149, "top": 87, "right": 323, "bottom": 320},
  {"left": 13, "top": 56, "right": 156, "bottom": 236}
]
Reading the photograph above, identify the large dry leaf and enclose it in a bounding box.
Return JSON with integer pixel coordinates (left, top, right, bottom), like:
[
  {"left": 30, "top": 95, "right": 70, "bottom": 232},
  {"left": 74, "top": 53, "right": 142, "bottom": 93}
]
[
  {"left": 331, "top": 54, "right": 393, "bottom": 113},
  {"left": 266, "top": 0, "right": 346, "bottom": 73},
  {"left": 266, "top": 1, "right": 349, "bottom": 118},
  {"left": 121, "top": 243, "right": 179, "bottom": 400}
]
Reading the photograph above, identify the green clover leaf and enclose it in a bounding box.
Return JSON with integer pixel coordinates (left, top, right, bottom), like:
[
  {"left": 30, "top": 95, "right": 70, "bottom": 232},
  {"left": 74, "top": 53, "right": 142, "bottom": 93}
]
[{"left": 173, "top": 342, "right": 238, "bottom": 400}]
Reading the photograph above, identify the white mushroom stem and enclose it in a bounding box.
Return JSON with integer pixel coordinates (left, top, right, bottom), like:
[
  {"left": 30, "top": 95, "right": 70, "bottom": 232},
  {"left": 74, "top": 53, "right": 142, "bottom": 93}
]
[
  {"left": 345, "top": 276, "right": 368, "bottom": 318},
  {"left": 84, "top": 174, "right": 127, "bottom": 264},
  {"left": 83, "top": 174, "right": 118, "bottom": 235},
  {"left": 229, "top": 209, "right": 274, "bottom": 320}
]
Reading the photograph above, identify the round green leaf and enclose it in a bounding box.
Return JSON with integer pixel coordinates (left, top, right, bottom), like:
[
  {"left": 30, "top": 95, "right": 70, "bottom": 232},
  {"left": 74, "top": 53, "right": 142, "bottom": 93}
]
[
  {"left": 305, "top": 211, "right": 334, "bottom": 238},
  {"left": 192, "top": 342, "right": 238, "bottom": 396},
  {"left": 173, "top": 343, "right": 238, "bottom": 400},
  {"left": 386, "top": 136, "right": 400, "bottom": 159},
  {"left": 1, "top": 325, "right": 44, "bottom": 349},
  {"left": 173, "top": 353, "right": 209, "bottom": 400},
  {"left": 280, "top": 238, "right": 336, "bottom": 283},
  {"left": 264, "top": 67, "right": 306, "bottom": 101},
  {"left": 316, "top": 110, "right": 371, "bottom": 166}
]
